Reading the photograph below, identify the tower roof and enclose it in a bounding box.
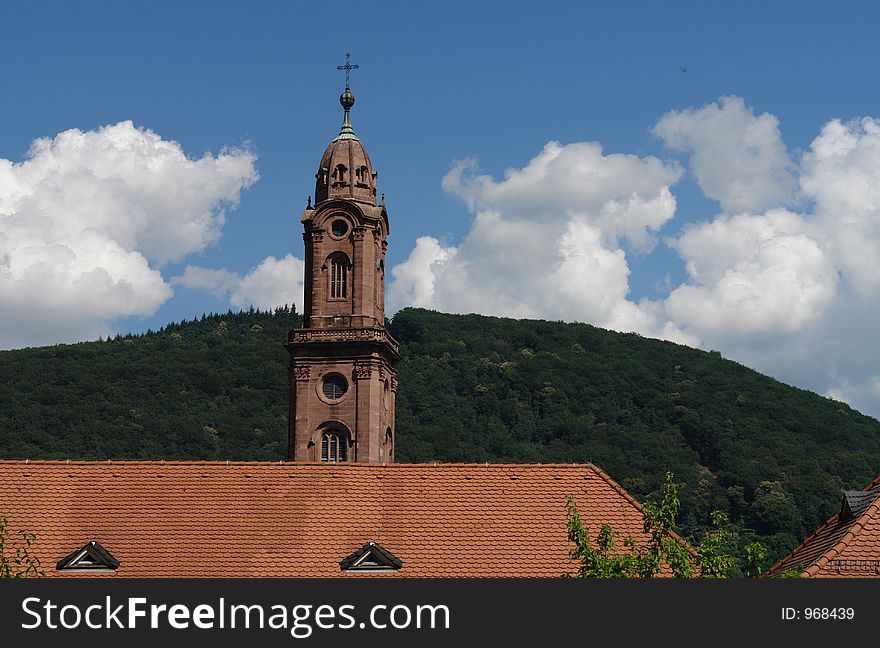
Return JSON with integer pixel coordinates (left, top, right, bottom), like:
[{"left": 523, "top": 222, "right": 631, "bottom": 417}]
[{"left": 314, "top": 85, "right": 377, "bottom": 205}]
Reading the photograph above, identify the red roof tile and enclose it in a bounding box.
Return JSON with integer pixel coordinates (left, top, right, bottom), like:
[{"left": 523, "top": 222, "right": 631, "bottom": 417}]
[
  {"left": 0, "top": 461, "right": 657, "bottom": 578},
  {"left": 765, "top": 475, "right": 880, "bottom": 578}
]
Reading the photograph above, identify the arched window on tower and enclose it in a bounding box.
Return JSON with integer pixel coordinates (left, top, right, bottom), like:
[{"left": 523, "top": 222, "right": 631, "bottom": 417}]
[
  {"left": 332, "top": 164, "right": 347, "bottom": 186},
  {"left": 320, "top": 427, "right": 349, "bottom": 462},
  {"left": 356, "top": 165, "right": 370, "bottom": 187},
  {"left": 329, "top": 254, "right": 348, "bottom": 299}
]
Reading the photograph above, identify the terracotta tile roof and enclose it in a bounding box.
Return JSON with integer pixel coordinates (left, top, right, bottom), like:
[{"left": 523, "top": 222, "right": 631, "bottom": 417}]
[
  {"left": 765, "top": 475, "right": 880, "bottom": 578},
  {"left": 0, "top": 461, "right": 656, "bottom": 578}
]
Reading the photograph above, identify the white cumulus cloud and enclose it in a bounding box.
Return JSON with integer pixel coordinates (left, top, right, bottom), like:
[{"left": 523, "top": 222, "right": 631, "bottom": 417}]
[
  {"left": 388, "top": 97, "right": 880, "bottom": 418},
  {"left": 665, "top": 210, "right": 837, "bottom": 343},
  {"left": 0, "top": 121, "right": 257, "bottom": 348},
  {"left": 388, "top": 236, "right": 456, "bottom": 310},
  {"left": 653, "top": 96, "right": 796, "bottom": 212},
  {"left": 653, "top": 99, "right": 880, "bottom": 416},
  {"left": 173, "top": 254, "right": 304, "bottom": 311},
  {"left": 390, "top": 141, "right": 684, "bottom": 338},
  {"left": 801, "top": 117, "right": 880, "bottom": 297}
]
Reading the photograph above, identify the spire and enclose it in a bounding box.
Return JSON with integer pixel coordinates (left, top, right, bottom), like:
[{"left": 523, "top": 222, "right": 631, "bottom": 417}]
[
  {"left": 315, "top": 52, "right": 376, "bottom": 205},
  {"left": 333, "top": 52, "right": 360, "bottom": 142},
  {"left": 334, "top": 86, "right": 359, "bottom": 141}
]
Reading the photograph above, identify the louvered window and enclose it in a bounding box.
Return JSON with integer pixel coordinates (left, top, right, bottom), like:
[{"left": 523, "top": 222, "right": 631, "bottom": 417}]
[
  {"left": 321, "top": 432, "right": 347, "bottom": 462},
  {"left": 322, "top": 374, "right": 347, "bottom": 400},
  {"left": 330, "top": 257, "right": 347, "bottom": 299}
]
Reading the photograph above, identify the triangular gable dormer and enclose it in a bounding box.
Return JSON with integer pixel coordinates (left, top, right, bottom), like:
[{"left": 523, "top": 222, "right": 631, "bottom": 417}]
[
  {"left": 340, "top": 542, "right": 402, "bottom": 572},
  {"left": 841, "top": 485, "right": 880, "bottom": 520},
  {"left": 56, "top": 541, "right": 119, "bottom": 572}
]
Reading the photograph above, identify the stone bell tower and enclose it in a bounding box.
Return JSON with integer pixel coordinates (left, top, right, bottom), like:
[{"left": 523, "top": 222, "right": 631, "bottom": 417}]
[{"left": 286, "top": 66, "right": 399, "bottom": 463}]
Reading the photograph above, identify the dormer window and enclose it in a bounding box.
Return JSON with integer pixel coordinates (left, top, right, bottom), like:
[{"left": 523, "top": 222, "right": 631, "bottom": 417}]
[
  {"left": 57, "top": 541, "right": 119, "bottom": 572},
  {"left": 340, "top": 542, "right": 402, "bottom": 572},
  {"left": 841, "top": 485, "right": 880, "bottom": 520}
]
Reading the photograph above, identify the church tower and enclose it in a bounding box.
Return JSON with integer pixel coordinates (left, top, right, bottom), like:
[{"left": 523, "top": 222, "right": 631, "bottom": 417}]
[{"left": 286, "top": 69, "right": 399, "bottom": 463}]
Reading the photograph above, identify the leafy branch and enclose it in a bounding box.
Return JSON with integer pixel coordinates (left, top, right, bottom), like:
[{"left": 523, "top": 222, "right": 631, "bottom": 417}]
[
  {"left": 0, "top": 515, "right": 45, "bottom": 578},
  {"left": 566, "top": 472, "right": 766, "bottom": 578}
]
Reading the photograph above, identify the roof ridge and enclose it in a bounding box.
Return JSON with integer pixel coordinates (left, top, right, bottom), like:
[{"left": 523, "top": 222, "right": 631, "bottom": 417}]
[
  {"left": 0, "top": 460, "right": 600, "bottom": 469},
  {"left": 587, "top": 464, "right": 644, "bottom": 513}
]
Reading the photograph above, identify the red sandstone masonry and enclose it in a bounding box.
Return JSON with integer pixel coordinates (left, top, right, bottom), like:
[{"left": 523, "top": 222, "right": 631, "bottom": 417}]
[{"left": 287, "top": 100, "right": 397, "bottom": 464}]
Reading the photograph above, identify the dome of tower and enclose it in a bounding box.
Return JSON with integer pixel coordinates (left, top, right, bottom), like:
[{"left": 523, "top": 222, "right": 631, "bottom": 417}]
[{"left": 314, "top": 87, "right": 377, "bottom": 205}]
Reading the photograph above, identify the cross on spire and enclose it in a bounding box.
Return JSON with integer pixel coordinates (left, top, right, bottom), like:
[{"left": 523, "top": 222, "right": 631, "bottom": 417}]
[{"left": 337, "top": 51, "right": 359, "bottom": 89}]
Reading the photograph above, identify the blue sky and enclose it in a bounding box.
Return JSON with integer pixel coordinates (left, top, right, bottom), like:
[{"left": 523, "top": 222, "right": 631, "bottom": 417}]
[{"left": 3, "top": 1, "right": 880, "bottom": 416}]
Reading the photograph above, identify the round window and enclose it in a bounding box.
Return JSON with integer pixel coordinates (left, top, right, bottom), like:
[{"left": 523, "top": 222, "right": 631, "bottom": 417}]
[
  {"left": 322, "top": 373, "right": 348, "bottom": 400},
  {"left": 331, "top": 220, "right": 349, "bottom": 238}
]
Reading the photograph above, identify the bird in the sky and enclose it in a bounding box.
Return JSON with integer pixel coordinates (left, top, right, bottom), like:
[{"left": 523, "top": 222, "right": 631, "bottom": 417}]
[{"left": 680, "top": 66, "right": 687, "bottom": 73}]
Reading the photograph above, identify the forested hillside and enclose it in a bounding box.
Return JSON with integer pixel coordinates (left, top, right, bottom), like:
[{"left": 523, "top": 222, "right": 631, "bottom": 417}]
[{"left": 2, "top": 306, "right": 879, "bottom": 565}]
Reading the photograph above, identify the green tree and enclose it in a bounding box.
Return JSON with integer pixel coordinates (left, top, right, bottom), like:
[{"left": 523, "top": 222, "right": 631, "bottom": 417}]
[
  {"left": 566, "top": 498, "right": 642, "bottom": 578},
  {"left": 748, "top": 481, "right": 802, "bottom": 536},
  {"left": 743, "top": 541, "right": 769, "bottom": 578},
  {"left": 567, "top": 473, "right": 762, "bottom": 578},
  {"left": 0, "top": 515, "right": 45, "bottom": 578},
  {"left": 638, "top": 472, "right": 696, "bottom": 577},
  {"left": 694, "top": 511, "right": 735, "bottom": 578}
]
